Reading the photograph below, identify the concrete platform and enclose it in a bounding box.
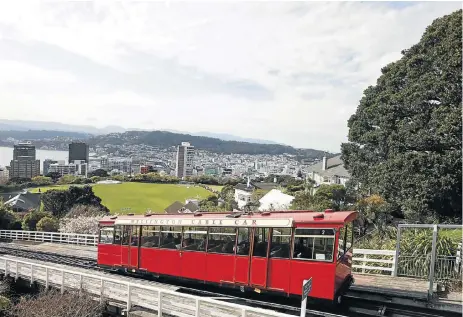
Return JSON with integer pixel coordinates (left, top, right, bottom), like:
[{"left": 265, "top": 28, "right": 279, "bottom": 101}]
[{"left": 352, "top": 274, "right": 433, "bottom": 300}]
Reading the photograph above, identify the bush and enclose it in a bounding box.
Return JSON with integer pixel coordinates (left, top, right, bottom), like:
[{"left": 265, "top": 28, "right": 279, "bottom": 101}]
[
  {"left": 36, "top": 217, "right": 59, "bottom": 232},
  {"left": 66, "top": 204, "right": 107, "bottom": 218},
  {"left": 0, "top": 202, "right": 19, "bottom": 230},
  {"left": 9, "top": 290, "right": 105, "bottom": 317},
  {"left": 22, "top": 211, "right": 51, "bottom": 231},
  {"left": 59, "top": 216, "right": 101, "bottom": 235}
]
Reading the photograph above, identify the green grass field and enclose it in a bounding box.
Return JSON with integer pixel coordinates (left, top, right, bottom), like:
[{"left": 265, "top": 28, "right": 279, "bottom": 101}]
[
  {"left": 29, "top": 185, "right": 74, "bottom": 193},
  {"left": 30, "top": 183, "right": 213, "bottom": 214},
  {"left": 208, "top": 185, "right": 224, "bottom": 192}
]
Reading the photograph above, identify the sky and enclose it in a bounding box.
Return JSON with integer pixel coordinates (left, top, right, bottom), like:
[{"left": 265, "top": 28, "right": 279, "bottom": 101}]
[{"left": 0, "top": 2, "right": 460, "bottom": 152}]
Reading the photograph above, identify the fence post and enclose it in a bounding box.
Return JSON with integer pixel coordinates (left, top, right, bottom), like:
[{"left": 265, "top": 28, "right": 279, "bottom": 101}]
[
  {"left": 15, "top": 262, "right": 18, "bottom": 280},
  {"left": 61, "top": 270, "right": 65, "bottom": 294},
  {"left": 362, "top": 253, "right": 367, "bottom": 274},
  {"left": 195, "top": 298, "right": 200, "bottom": 317},
  {"left": 79, "top": 274, "right": 83, "bottom": 293},
  {"left": 157, "top": 291, "right": 162, "bottom": 317},
  {"left": 393, "top": 226, "right": 402, "bottom": 277},
  {"left": 126, "top": 284, "right": 132, "bottom": 312},
  {"left": 45, "top": 267, "right": 49, "bottom": 289},
  {"left": 100, "top": 279, "right": 104, "bottom": 303},
  {"left": 30, "top": 264, "right": 33, "bottom": 285},
  {"left": 428, "top": 224, "right": 438, "bottom": 299},
  {"left": 5, "top": 259, "right": 8, "bottom": 277}
]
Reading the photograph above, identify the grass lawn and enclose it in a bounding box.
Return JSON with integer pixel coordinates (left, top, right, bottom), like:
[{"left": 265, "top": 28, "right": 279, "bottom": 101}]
[
  {"left": 29, "top": 182, "right": 214, "bottom": 214},
  {"left": 94, "top": 183, "right": 212, "bottom": 214},
  {"left": 29, "top": 185, "right": 74, "bottom": 193},
  {"left": 208, "top": 185, "right": 224, "bottom": 192}
]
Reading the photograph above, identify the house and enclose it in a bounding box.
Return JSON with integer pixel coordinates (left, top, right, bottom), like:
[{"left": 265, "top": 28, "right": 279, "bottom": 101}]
[
  {"left": 1, "top": 192, "right": 41, "bottom": 213},
  {"left": 234, "top": 179, "right": 279, "bottom": 210},
  {"left": 164, "top": 200, "right": 200, "bottom": 214},
  {"left": 258, "top": 189, "right": 295, "bottom": 211},
  {"left": 306, "top": 155, "right": 350, "bottom": 187}
]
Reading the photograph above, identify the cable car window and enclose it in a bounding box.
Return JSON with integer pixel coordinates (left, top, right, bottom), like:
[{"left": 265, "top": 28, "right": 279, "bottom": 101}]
[
  {"left": 253, "top": 228, "right": 269, "bottom": 257},
  {"left": 159, "top": 226, "right": 182, "bottom": 249},
  {"left": 337, "top": 225, "right": 346, "bottom": 259},
  {"left": 270, "top": 228, "right": 292, "bottom": 259},
  {"left": 130, "top": 226, "right": 140, "bottom": 246},
  {"left": 236, "top": 228, "right": 251, "bottom": 256},
  {"left": 293, "top": 228, "right": 335, "bottom": 262},
  {"left": 141, "top": 226, "right": 160, "bottom": 248},
  {"left": 99, "top": 227, "right": 114, "bottom": 244},
  {"left": 182, "top": 227, "right": 208, "bottom": 251},
  {"left": 114, "top": 226, "right": 122, "bottom": 245},
  {"left": 121, "top": 226, "right": 130, "bottom": 246},
  {"left": 207, "top": 227, "right": 236, "bottom": 254}
]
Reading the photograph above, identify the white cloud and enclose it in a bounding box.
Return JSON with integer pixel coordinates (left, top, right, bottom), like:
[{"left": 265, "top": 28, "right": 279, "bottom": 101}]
[{"left": 0, "top": 2, "right": 459, "bottom": 151}]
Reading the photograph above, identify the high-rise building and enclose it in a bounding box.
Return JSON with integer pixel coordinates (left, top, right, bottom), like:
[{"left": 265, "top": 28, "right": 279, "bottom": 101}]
[
  {"left": 69, "top": 142, "right": 89, "bottom": 163},
  {"left": 9, "top": 142, "right": 40, "bottom": 179},
  {"left": 43, "top": 159, "right": 58, "bottom": 175},
  {"left": 175, "top": 142, "right": 194, "bottom": 178},
  {"left": 13, "top": 142, "right": 36, "bottom": 160}
]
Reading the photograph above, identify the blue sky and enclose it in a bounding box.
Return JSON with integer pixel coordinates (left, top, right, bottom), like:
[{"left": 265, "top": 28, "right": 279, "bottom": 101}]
[{"left": 0, "top": 2, "right": 460, "bottom": 151}]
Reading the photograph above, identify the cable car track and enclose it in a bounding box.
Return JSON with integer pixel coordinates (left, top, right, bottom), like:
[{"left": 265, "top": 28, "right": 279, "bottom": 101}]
[{"left": 0, "top": 246, "right": 459, "bottom": 317}]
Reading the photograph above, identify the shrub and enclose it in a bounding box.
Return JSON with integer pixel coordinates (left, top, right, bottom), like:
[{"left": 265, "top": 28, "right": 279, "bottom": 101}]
[
  {"left": 36, "top": 217, "right": 59, "bottom": 232},
  {"left": 59, "top": 216, "right": 101, "bottom": 235},
  {"left": 0, "top": 202, "right": 19, "bottom": 230},
  {"left": 22, "top": 211, "right": 51, "bottom": 231},
  {"left": 66, "top": 204, "right": 107, "bottom": 218},
  {"left": 9, "top": 290, "right": 105, "bottom": 317}
]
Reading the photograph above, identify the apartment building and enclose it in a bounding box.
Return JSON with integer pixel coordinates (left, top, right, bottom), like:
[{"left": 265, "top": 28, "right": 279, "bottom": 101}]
[{"left": 175, "top": 142, "right": 194, "bottom": 178}]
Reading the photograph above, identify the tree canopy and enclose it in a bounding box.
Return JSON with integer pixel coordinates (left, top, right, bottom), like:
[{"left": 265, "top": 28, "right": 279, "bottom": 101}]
[
  {"left": 341, "top": 10, "right": 462, "bottom": 222},
  {"left": 41, "top": 186, "right": 108, "bottom": 217}
]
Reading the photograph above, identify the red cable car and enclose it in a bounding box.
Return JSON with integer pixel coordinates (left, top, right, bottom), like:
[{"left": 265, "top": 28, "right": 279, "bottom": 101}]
[{"left": 97, "top": 210, "right": 357, "bottom": 303}]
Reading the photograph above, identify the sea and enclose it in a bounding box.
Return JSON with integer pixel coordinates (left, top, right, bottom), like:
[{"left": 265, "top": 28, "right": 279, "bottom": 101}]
[{"left": 0, "top": 146, "right": 68, "bottom": 172}]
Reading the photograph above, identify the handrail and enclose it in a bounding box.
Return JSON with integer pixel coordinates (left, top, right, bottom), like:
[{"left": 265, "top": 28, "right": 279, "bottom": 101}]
[
  {"left": 0, "top": 230, "right": 98, "bottom": 246},
  {"left": 352, "top": 248, "right": 396, "bottom": 275},
  {"left": 0, "top": 256, "right": 296, "bottom": 317}
]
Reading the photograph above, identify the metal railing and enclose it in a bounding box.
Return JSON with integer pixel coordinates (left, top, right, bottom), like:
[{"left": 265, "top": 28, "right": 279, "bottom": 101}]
[
  {"left": 0, "top": 256, "right": 294, "bottom": 317},
  {"left": 352, "top": 248, "right": 396, "bottom": 275},
  {"left": 0, "top": 230, "right": 97, "bottom": 246}
]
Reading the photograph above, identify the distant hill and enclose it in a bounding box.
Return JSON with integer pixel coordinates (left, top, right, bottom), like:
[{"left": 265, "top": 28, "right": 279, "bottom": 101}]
[
  {"left": 0, "top": 130, "right": 91, "bottom": 140},
  {"left": 0, "top": 119, "right": 124, "bottom": 135},
  {"left": 0, "top": 119, "right": 282, "bottom": 145},
  {"left": 88, "top": 130, "right": 329, "bottom": 157}
]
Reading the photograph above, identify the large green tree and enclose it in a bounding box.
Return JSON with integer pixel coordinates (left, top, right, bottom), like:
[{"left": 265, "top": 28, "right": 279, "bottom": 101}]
[
  {"left": 341, "top": 10, "right": 462, "bottom": 222},
  {"left": 42, "top": 185, "right": 108, "bottom": 217}
]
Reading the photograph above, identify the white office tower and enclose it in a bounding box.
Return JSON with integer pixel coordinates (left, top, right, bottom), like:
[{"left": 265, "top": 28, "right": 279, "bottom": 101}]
[{"left": 175, "top": 142, "right": 194, "bottom": 179}]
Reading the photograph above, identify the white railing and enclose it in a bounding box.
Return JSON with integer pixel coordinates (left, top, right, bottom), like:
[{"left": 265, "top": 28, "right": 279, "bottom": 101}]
[
  {"left": 352, "top": 248, "right": 396, "bottom": 276},
  {"left": 0, "top": 230, "right": 97, "bottom": 246},
  {"left": 0, "top": 256, "right": 294, "bottom": 317}
]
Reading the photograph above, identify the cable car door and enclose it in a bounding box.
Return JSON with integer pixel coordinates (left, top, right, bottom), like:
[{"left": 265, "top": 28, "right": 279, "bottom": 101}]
[
  {"left": 121, "top": 226, "right": 140, "bottom": 269},
  {"left": 249, "top": 227, "right": 270, "bottom": 288}
]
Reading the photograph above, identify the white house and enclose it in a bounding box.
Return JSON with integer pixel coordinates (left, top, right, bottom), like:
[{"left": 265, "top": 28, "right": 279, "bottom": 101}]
[
  {"left": 306, "top": 155, "right": 350, "bottom": 186},
  {"left": 234, "top": 179, "right": 254, "bottom": 209},
  {"left": 234, "top": 178, "right": 279, "bottom": 210},
  {"left": 258, "top": 189, "right": 295, "bottom": 211}
]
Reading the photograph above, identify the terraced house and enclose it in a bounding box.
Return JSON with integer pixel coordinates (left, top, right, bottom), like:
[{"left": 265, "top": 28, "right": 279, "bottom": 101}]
[{"left": 306, "top": 155, "right": 350, "bottom": 186}]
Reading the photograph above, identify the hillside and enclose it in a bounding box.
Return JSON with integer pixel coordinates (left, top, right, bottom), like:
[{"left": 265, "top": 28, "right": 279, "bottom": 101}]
[
  {"left": 88, "top": 130, "right": 329, "bottom": 157},
  {"left": 0, "top": 130, "right": 91, "bottom": 140}
]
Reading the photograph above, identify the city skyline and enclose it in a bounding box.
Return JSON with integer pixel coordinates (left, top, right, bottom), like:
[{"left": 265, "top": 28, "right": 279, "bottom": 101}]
[{"left": 0, "top": 2, "right": 460, "bottom": 152}]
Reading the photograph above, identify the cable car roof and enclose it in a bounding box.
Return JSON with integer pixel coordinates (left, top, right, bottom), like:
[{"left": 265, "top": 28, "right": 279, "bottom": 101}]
[{"left": 100, "top": 210, "right": 358, "bottom": 227}]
